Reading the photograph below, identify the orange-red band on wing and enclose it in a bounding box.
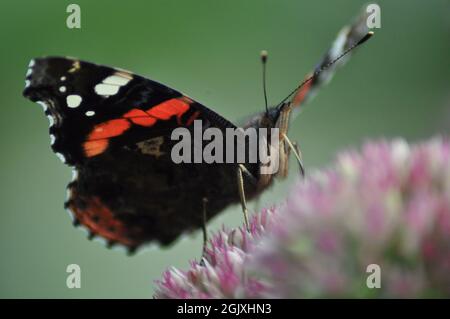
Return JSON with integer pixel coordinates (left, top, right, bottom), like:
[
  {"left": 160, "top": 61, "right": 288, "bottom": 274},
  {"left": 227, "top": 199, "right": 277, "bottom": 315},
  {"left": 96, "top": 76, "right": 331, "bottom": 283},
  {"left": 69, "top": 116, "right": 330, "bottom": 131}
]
[
  {"left": 123, "top": 109, "right": 157, "bottom": 126},
  {"left": 129, "top": 116, "right": 157, "bottom": 127},
  {"left": 84, "top": 140, "right": 109, "bottom": 157},
  {"left": 69, "top": 195, "right": 140, "bottom": 247},
  {"left": 292, "top": 76, "right": 312, "bottom": 107},
  {"left": 83, "top": 119, "right": 131, "bottom": 157},
  {"left": 185, "top": 111, "right": 201, "bottom": 126},
  {"left": 88, "top": 119, "right": 131, "bottom": 140},
  {"left": 146, "top": 98, "right": 190, "bottom": 120},
  {"left": 123, "top": 98, "right": 190, "bottom": 127},
  {"left": 83, "top": 97, "right": 192, "bottom": 157}
]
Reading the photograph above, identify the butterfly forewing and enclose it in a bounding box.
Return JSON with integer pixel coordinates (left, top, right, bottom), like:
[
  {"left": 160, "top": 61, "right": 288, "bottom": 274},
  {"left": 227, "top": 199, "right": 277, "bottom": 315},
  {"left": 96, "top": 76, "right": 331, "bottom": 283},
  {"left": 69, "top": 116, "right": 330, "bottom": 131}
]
[{"left": 23, "top": 57, "right": 216, "bottom": 165}]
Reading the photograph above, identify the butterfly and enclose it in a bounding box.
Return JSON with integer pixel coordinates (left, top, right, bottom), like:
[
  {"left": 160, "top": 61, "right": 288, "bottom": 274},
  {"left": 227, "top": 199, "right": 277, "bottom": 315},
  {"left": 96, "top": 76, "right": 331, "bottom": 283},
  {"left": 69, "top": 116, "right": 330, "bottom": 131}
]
[{"left": 23, "top": 13, "right": 372, "bottom": 254}]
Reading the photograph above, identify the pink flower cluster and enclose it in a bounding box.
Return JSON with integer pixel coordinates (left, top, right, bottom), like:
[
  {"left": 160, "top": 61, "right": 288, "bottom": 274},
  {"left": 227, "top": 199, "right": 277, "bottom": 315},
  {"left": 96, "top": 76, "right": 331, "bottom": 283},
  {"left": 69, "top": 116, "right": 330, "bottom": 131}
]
[
  {"left": 155, "top": 209, "right": 275, "bottom": 298},
  {"left": 155, "top": 138, "right": 450, "bottom": 298}
]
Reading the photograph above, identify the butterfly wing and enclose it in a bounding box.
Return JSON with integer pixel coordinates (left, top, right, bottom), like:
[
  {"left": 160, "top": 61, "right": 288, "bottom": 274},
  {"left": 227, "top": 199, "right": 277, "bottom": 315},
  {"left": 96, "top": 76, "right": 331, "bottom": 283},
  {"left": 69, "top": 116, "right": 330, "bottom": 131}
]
[
  {"left": 23, "top": 57, "right": 246, "bottom": 251},
  {"left": 23, "top": 57, "right": 235, "bottom": 165},
  {"left": 289, "top": 10, "right": 371, "bottom": 111}
]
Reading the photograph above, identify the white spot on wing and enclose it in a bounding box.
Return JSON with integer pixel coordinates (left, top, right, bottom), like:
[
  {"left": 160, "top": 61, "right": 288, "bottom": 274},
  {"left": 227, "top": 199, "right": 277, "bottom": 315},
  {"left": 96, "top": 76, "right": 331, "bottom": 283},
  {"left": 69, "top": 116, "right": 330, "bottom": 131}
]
[
  {"left": 66, "top": 188, "right": 72, "bottom": 200},
  {"left": 85, "top": 110, "right": 95, "bottom": 117},
  {"left": 28, "top": 59, "right": 35, "bottom": 68},
  {"left": 47, "top": 115, "right": 55, "bottom": 127},
  {"left": 94, "top": 72, "right": 133, "bottom": 97},
  {"left": 59, "top": 86, "right": 67, "bottom": 93},
  {"left": 50, "top": 134, "right": 56, "bottom": 145},
  {"left": 94, "top": 83, "right": 120, "bottom": 96},
  {"left": 37, "top": 101, "right": 48, "bottom": 112},
  {"left": 102, "top": 75, "right": 131, "bottom": 86},
  {"left": 71, "top": 169, "right": 79, "bottom": 181},
  {"left": 330, "top": 27, "right": 348, "bottom": 60},
  {"left": 60, "top": 76, "right": 66, "bottom": 81},
  {"left": 56, "top": 152, "right": 66, "bottom": 163},
  {"left": 26, "top": 68, "right": 32, "bottom": 77},
  {"left": 66, "top": 95, "right": 82, "bottom": 108},
  {"left": 66, "top": 169, "right": 79, "bottom": 203},
  {"left": 25, "top": 80, "right": 30, "bottom": 88}
]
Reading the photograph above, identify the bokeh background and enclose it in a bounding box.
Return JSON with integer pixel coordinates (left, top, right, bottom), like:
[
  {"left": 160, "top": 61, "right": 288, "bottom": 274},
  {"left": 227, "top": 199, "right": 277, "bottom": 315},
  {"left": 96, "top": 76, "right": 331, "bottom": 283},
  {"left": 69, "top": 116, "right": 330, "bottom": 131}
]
[{"left": 0, "top": 0, "right": 448, "bottom": 298}]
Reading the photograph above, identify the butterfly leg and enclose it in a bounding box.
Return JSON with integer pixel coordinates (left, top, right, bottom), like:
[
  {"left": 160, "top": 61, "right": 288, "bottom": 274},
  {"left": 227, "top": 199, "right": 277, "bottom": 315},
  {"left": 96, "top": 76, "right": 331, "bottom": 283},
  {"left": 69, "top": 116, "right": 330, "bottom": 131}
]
[
  {"left": 238, "top": 163, "right": 258, "bottom": 185},
  {"left": 237, "top": 164, "right": 250, "bottom": 231},
  {"left": 283, "top": 133, "right": 305, "bottom": 177},
  {"left": 201, "top": 197, "right": 209, "bottom": 256},
  {"left": 292, "top": 141, "right": 305, "bottom": 177}
]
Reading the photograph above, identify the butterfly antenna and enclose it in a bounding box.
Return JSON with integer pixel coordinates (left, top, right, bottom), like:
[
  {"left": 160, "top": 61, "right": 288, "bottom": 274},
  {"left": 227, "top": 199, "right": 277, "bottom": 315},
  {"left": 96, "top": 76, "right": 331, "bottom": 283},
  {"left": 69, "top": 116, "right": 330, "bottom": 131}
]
[
  {"left": 276, "top": 31, "right": 374, "bottom": 109},
  {"left": 261, "top": 50, "right": 269, "bottom": 115}
]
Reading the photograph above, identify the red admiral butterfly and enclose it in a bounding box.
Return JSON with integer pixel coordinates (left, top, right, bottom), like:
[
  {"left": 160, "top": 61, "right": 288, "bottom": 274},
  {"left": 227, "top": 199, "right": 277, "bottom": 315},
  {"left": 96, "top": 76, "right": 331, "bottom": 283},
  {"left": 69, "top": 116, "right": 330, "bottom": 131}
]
[{"left": 23, "top": 14, "right": 372, "bottom": 254}]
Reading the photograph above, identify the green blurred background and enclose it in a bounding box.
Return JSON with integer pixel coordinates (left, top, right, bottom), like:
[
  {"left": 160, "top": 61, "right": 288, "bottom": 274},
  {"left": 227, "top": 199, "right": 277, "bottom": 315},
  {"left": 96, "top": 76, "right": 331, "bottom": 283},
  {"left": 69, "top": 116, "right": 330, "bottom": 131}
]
[{"left": 0, "top": 0, "right": 448, "bottom": 298}]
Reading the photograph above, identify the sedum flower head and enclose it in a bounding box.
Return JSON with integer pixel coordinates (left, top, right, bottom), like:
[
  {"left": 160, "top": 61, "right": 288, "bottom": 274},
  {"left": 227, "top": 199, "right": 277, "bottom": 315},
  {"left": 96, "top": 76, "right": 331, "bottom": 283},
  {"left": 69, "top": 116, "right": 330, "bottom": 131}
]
[{"left": 155, "top": 137, "right": 450, "bottom": 298}]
